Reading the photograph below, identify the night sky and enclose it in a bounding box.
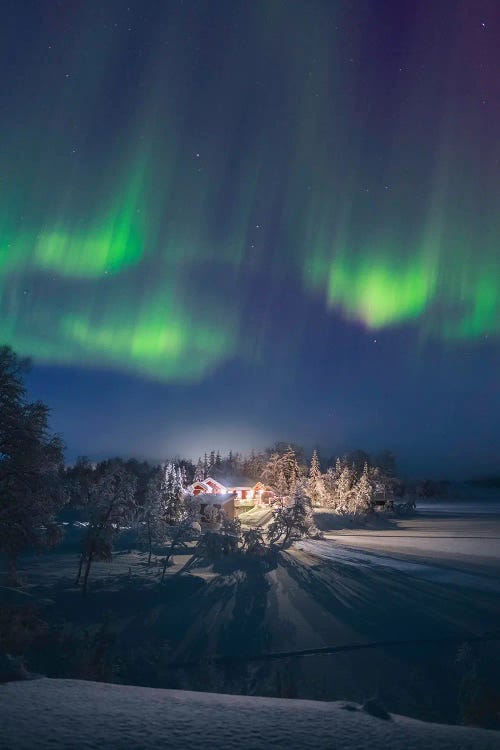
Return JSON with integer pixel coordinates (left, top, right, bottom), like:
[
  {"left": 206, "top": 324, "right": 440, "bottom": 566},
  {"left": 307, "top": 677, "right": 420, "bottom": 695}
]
[{"left": 1, "top": 0, "right": 499, "bottom": 477}]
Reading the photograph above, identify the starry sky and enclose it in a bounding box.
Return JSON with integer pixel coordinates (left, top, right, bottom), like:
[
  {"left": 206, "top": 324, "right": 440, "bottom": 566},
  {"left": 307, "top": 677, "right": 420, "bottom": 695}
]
[{"left": 1, "top": 0, "right": 499, "bottom": 477}]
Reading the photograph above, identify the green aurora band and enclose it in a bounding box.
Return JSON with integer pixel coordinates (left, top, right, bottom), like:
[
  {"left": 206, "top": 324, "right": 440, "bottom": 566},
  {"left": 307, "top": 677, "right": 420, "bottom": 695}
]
[{"left": 0, "top": 2, "right": 498, "bottom": 382}]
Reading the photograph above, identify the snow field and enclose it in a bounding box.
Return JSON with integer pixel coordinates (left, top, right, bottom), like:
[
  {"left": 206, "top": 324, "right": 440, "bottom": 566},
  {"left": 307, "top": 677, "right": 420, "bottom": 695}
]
[{"left": 2, "top": 678, "right": 500, "bottom": 750}]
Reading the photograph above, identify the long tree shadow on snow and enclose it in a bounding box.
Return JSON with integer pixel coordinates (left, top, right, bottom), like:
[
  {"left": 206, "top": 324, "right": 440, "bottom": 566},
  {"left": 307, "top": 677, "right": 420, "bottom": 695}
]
[
  {"left": 169, "top": 552, "right": 279, "bottom": 666},
  {"left": 277, "top": 549, "right": 499, "bottom": 644}
]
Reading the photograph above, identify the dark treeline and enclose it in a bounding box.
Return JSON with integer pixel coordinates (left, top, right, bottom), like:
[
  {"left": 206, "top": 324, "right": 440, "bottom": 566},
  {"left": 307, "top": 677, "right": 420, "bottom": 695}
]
[{"left": 191, "top": 444, "right": 397, "bottom": 485}]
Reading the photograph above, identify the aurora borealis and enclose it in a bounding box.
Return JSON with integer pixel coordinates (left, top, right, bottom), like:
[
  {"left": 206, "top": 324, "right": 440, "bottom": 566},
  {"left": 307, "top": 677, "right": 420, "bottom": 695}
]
[{"left": 1, "top": 0, "right": 498, "bottom": 475}]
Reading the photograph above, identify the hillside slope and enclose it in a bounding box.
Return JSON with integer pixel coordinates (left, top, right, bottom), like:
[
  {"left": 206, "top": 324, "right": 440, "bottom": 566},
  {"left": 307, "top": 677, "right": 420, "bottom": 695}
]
[{"left": 1, "top": 678, "right": 499, "bottom": 749}]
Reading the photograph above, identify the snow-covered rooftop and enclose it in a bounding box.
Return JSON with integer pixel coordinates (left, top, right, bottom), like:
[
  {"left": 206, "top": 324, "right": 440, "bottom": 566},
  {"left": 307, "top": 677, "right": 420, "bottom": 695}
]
[{"left": 218, "top": 476, "right": 255, "bottom": 488}]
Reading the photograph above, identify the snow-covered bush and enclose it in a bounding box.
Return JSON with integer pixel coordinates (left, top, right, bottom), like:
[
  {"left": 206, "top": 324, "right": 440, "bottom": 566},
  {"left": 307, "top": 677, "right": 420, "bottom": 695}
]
[
  {"left": 202, "top": 505, "right": 222, "bottom": 524},
  {"left": 267, "top": 482, "right": 316, "bottom": 547},
  {"left": 241, "top": 527, "right": 267, "bottom": 555},
  {"left": 195, "top": 531, "right": 230, "bottom": 562},
  {"left": 180, "top": 511, "right": 242, "bottom": 569},
  {"left": 218, "top": 514, "right": 242, "bottom": 554}
]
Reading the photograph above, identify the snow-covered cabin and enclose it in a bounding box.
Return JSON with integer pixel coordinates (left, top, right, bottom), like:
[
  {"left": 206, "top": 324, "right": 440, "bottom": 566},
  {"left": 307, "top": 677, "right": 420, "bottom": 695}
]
[
  {"left": 186, "top": 476, "right": 274, "bottom": 511},
  {"left": 372, "top": 482, "right": 395, "bottom": 510},
  {"left": 188, "top": 477, "right": 227, "bottom": 496}
]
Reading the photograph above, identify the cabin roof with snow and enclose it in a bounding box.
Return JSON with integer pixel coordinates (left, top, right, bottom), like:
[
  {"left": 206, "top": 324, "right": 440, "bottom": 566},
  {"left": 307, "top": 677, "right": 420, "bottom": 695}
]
[
  {"left": 187, "top": 477, "right": 227, "bottom": 495},
  {"left": 203, "top": 476, "right": 226, "bottom": 490},
  {"left": 187, "top": 476, "right": 259, "bottom": 493},
  {"left": 218, "top": 476, "right": 255, "bottom": 489},
  {"left": 187, "top": 480, "right": 211, "bottom": 493}
]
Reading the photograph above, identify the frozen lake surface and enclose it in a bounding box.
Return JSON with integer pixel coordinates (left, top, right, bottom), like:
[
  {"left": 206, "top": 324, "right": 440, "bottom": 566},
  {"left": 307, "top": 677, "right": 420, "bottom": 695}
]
[{"left": 303, "top": 498, "right": 500, "bottom": 593}]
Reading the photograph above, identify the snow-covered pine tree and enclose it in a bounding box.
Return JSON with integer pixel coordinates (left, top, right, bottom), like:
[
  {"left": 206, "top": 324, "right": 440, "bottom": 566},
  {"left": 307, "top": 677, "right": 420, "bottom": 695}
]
[
  {"left": 348, "top": 462, "right": 374, "bottom": 514},
  {"left": 337, "top": 463, "right": 355, "bottom": 513},
  {"left": 209, "top": 450, "right": 216, "bottom": 474},
  {"left": 275, "top": 468, "right": 289, "bottom": 498},
  {"left": 280, "top": 446, "right": 302, "bottom": 494},
  {"left": 242, "top": 449, "right": 266, "bottom": 481},
  {"left": 289, "top": 481, "right": 315, "bottom": 537},
  {"left": 262, "top": 447, "right": 302, "bottom": 496},
  {"left": 262, "top": 452, "right": 282, "bottom": 492},
  {"left": 309, "top": 449, "right": 321, "bottom": 480},
  {"left": 194, "top": 458, "right": 205, "bottom": 482},
  {"left": 161, "top": 463, "right": 185, "bottom": 525},
  {"left": 322, "top": 467, "right": 338, "bottom": 509},
  {"left": 178, "top": 464, "right": 188, "bottom": 489},
  {"left": 308, "top": 449, "right": 324, "bottom": 507}
]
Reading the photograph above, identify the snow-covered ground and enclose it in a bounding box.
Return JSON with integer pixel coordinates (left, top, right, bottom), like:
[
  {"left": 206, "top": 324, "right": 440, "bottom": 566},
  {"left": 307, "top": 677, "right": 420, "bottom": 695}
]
[
  {"left": 2, "top": 497, "right": 499, "bottom": 727},
  {"left": 2, "top": 678, "right": 499, "bottom": 750},
  {"left": 306, "top": 499, "right": 500, "bottom": 587},
  {"left": 238, "top": 505, "right": 273, "bottom": 527},
  {"left": 299, "top": 538, "right": 500, "bottom": 594}
]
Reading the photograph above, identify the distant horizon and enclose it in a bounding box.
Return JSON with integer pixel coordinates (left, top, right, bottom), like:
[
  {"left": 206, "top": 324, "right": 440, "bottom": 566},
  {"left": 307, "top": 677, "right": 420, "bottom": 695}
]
[
  {"left": 58, "top": 444, "right": 500, "bottom": 485},
  {"left": 21, "top": 356, "right": 498, "bottom": 483}
]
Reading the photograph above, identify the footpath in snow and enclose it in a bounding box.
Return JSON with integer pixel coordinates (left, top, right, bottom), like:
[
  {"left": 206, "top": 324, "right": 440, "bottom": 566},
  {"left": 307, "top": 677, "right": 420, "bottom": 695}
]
[{"left": 1, "top": 678, "right": 499, "bottom": 750}]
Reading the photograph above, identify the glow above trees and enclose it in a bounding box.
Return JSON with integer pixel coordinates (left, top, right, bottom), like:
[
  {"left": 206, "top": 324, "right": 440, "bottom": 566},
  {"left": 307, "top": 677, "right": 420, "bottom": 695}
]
[{"left": 0, "top": 1, "right": 498, "bottom": 383}]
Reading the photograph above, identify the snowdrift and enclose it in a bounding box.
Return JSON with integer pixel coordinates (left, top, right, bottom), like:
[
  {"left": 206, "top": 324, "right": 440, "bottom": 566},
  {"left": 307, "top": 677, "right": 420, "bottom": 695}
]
[{"left": 1, "top": 678, "right": 499, "bottom": 749}]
